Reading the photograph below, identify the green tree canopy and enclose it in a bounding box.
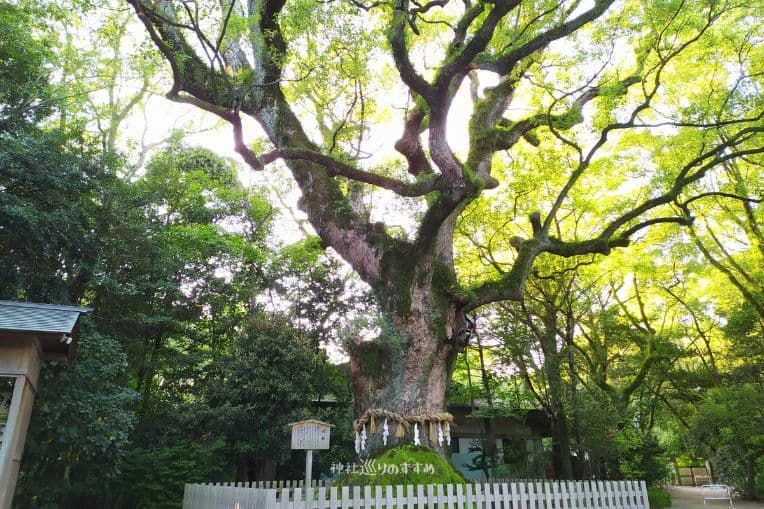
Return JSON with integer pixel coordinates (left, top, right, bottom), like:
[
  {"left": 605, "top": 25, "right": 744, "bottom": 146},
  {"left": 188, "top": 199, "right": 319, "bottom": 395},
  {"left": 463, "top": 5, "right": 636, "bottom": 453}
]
[{"left": 127, "top": 0, "right": 764, "bottom": 458}]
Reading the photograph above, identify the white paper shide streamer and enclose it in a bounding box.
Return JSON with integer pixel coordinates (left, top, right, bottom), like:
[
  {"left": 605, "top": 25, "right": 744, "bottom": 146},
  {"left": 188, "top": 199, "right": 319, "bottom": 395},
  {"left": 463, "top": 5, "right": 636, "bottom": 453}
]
[{"left": 353, "top": 410, "right": 454, "bottom": 453}]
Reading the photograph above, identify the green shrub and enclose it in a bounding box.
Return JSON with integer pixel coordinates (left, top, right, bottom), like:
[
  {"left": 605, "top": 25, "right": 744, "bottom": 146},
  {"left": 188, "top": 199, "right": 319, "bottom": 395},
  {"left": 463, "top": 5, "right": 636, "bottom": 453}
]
[
  {"left": 647, "top": 487, "right": 672, "bottom": 509},
  {"left": 616, "top": 429, "right": 671, "bottom": 484},
  {"left": 339, "top": 445, "right": 466, "bottom": 487}
]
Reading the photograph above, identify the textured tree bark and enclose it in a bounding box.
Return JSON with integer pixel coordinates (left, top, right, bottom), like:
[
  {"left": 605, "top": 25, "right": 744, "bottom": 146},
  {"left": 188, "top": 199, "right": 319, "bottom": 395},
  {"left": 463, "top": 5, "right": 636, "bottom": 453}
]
[
  {"left": 540, "top": 312, "right": 575, "bottom": 479},
  {"left": 348, "top": 342, "right": 456, "bottom": 457},
  {"left": 550, "top": 412, "right": 574, "bottom": 480},
  {"left": 348, "top": 328, "right": 455, "bottom": 419},
  {"left": 346, "top": 263, "right": 461, "bottom": 457},
  {"left": 744, "top": 457, "right": 757, "bottom": 500},
  {"left": 477, "top": 333, "right": 499, "bottom": 474}
]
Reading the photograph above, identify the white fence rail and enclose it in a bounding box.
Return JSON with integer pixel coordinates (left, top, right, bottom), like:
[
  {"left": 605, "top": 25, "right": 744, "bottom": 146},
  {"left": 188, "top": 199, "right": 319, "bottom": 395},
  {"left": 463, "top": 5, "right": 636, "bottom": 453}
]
[
  {"left": 183, "top": 479, "right": 649, "bottom": 509},
  {"left": 198, "top": 479, "right": 539, "bottom": 489},
  {"left": 196, "top": 480, "right": 332, "bottom": 489}
]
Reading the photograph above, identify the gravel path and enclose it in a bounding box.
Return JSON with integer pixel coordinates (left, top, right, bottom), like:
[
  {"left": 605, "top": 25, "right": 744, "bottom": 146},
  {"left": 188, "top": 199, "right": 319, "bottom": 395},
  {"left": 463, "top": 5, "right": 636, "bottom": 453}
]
[{"left": 667, "top": 486, "right": 764, "bottom": 509}]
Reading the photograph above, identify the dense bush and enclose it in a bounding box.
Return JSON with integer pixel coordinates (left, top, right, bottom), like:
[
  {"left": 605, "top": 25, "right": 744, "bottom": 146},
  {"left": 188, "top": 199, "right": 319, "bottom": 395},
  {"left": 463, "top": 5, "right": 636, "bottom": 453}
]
[
  {"left": 692, "top": 384, "right": 764, "bottom": 499},
  {"left": 647, "top": 487, "right": 672, "bottom": 509},
  {"left": 616, "top": 429, "right": 671, "bottom": 485}
]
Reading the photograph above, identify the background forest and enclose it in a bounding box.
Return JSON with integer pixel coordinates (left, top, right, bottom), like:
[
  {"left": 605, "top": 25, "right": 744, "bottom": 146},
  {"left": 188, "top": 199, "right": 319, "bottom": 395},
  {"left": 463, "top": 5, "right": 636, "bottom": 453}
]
[{"left": 0, "top": 1, "right": 761, "bottom": 508}]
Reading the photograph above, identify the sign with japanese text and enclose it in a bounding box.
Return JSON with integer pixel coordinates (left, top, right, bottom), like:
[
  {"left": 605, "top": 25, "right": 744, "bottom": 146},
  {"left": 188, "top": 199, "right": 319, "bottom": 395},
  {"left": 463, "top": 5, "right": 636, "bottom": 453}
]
[{"left": 290, "top": 420, "right": 332, "bottom": 450}]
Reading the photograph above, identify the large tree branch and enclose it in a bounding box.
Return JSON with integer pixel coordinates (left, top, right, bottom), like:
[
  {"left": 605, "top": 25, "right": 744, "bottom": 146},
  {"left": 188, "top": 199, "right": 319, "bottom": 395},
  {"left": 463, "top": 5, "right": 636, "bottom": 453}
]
[
  {"left": 620, "top": 347, "right": 668, "bottom": 404},
  {"left": 433, "top": 0, "right": 520, "bottom": 97},
  {"left": 676, "top": 126, "right": 764, "bottom": 186},
  {"left": 681, "top": 191, "right": 762, "bottom": 208},
  {"left": 393, "top": 0, "right": 521, "bottom": 186},
  {"left": 485, "top": 76, "right": 640, "bottom": 154},
  {"left": 388, "top": 5, "right": 435, "bottom": 103},
  {"left": 598, "top": 141, "right": 764, "bottom": 242},
  {"left": 260, "top": 149, "right": 445, "bottom": 196},
  {"left": 394, "top": 104, "right": 433, "bottom": 176},
  {"left": 465, "top": 59, "right": 535, "bottom": 186},
  {"left": 394, "top": 0, "right": 624, "bottom": 263},
  {"left": 467, "top": 128, "right": 762, "bottom": 311},
  {"left": 481, "top": 0, "right": 616, "bottom": 74},
  {"left": 128, "top": 0, "right": 239, "bottom": 110},
  {"left": 466, "top": 236, "right": 543, "bottom": 309},
  {"left": 128, "top": 0, "right": 400, "bottom": 288},
  {"left": 536, "top": 1, "right": 732, "bottom": 236}
]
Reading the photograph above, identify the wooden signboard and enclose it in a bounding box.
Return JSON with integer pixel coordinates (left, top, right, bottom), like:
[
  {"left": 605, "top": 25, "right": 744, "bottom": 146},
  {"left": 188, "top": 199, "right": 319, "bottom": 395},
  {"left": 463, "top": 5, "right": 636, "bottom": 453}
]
[
  {"left": 290, "top": 420, "right": 332, "bottom": 450},
  {"left": 0, "top": 377, "right": 13, "bottom": 449}
]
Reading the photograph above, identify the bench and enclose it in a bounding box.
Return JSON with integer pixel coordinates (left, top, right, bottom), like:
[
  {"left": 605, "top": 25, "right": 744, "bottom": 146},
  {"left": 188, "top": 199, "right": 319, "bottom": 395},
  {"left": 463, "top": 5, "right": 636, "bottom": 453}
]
[
  {"left": 694, "top": 474, "right": 711, "bottom": 486},
  {"left": 701, "top": 484, "right": 734, "bottom": 509}
]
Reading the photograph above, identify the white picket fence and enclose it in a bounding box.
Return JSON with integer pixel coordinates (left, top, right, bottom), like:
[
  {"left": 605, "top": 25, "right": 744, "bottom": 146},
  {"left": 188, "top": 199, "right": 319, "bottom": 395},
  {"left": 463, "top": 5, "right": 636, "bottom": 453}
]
[
  {"left": 200, "top": 480, "right": 332, "bottom": 489},
  {"left": 183, "top": 479, "right": 649, "bottom": 509}
]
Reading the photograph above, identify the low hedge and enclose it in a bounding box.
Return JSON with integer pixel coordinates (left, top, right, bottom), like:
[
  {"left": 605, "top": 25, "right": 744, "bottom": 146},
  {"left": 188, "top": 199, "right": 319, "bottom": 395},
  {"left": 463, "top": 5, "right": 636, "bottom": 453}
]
[{"left": 647, "top": 486, "right": 672, "bottom": 509}]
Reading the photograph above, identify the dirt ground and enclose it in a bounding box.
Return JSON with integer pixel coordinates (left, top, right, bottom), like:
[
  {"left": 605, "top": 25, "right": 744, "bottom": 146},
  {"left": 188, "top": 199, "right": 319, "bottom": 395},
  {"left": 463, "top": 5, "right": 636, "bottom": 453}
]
[{"left": 667, "top": 486, "right": 764, "bottom": 509}]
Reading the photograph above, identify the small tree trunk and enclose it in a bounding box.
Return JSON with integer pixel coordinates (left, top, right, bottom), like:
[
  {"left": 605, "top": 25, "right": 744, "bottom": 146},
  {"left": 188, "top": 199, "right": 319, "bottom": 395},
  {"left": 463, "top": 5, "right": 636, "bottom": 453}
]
[
  {"left": 745, "top": 456, "right": 757, "bottom": 500},
  {"left": 540, "top": 314, "right": 574, "bottom": 480},
  {"left": 255, "top": 458, "right": 277, "bottom": 482},
  {"left": 477, "top": 332, "right": 498, "bottom": 476},
  {"left": 236, "top": 458, "right": 250, "bottom": 482},
  {"left": 482, "top": 418, "right": 498, "bottom": 478}
]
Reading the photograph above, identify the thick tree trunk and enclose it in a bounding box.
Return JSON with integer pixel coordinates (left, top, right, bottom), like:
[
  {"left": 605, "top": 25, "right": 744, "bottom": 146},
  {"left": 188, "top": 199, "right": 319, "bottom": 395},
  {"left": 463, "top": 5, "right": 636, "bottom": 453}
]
[
  {"left": 349, "top": 334, "right": 454, "bottom": 420},
  {"left": 346, "top": 255, "right": 463, "bottom": 457},
  {"left": 347, "top": 316, "right": 457, "bottom": 456},
  {"left": 550, "top": 412, "right": 574, "bottom": 479}
]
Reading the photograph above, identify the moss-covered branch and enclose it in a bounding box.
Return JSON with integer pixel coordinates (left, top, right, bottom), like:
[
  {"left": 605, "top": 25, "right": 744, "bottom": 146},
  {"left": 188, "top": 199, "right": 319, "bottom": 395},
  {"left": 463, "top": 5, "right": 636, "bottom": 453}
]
[
  {"left": 127, "top": 0, "right": 396, "bottom": 288},
  {"left": 484, "top": 76, "right": 640, "bottom": 153},
  {"left": 480, "top": 0, "right": 617, "bottom": 74},
  {"left": 260, "top": 149, "right": 445, "bottom": 197}
]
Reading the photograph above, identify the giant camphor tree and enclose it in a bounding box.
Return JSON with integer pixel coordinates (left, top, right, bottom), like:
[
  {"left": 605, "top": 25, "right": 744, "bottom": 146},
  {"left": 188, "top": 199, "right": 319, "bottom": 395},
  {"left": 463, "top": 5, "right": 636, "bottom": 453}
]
[{"left": 127, "top": 0, "right": 763, "bottom": 455}]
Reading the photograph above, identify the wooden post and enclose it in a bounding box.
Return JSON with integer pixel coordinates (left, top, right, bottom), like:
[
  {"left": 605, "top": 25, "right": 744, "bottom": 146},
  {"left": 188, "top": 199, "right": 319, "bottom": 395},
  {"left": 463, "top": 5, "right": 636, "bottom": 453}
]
[
  {"left": 0, "top": 338, "right": 42, "bottom": 509},
  {"left": 305, "top": 449, "right": 313, "bottom": 487},
  {"left": 0, "top": 302, "right": 90, "bottom": 508},
  {"left": 290, "top": 419, "right": 332, "bottom": 491}
]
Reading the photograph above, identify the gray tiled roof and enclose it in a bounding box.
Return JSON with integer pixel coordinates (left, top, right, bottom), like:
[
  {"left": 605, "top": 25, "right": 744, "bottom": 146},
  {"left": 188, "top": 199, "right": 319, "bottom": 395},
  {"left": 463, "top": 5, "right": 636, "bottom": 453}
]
[{"left": 0, "top": 301, "right": 92, "bottom": 334}]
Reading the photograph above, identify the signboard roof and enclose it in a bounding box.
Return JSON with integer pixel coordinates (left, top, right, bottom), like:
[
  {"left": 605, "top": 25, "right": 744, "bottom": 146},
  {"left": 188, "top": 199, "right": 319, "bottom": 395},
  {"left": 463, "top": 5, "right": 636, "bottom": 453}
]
[
  {"left": 0, "top": 301, "right": 92, "bottom": 334},
  {"left": 289, "top": 419, "right": 334, "bottom": 428},
  {"left": 0, "top": 301, "right": 92, "bottom": 362}
]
